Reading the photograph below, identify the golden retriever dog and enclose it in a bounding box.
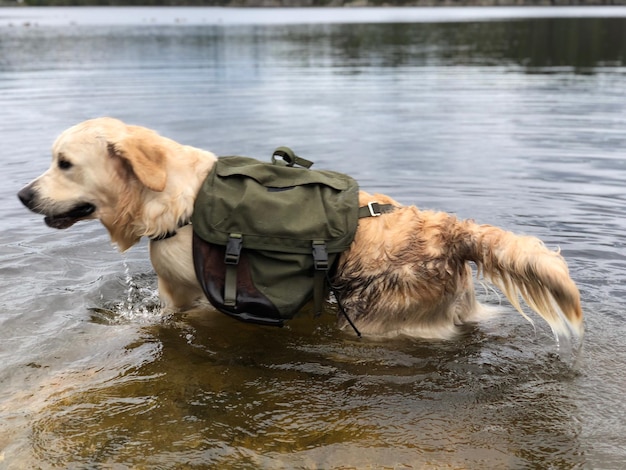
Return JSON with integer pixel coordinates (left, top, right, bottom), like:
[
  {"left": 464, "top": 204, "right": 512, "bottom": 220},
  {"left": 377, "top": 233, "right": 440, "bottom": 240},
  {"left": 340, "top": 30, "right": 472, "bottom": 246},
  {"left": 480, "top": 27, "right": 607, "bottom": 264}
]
[{"left": 18, "top": 117, "right": 583, "bottom": 340}]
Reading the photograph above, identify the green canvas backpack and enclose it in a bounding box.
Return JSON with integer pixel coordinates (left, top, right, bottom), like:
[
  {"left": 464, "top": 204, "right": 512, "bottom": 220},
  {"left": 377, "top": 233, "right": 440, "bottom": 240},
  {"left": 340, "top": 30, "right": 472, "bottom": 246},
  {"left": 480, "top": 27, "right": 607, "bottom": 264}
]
[{"left": 191, "top": 148, "right": 394, "bottom": 330}]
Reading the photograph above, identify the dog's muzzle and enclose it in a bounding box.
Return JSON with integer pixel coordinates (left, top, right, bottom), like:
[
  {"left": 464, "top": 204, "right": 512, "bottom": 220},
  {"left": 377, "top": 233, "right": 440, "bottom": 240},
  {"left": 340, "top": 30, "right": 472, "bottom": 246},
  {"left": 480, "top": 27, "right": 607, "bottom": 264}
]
[{"left": 17, "top": 184, "right": 96, "bottom": 229}]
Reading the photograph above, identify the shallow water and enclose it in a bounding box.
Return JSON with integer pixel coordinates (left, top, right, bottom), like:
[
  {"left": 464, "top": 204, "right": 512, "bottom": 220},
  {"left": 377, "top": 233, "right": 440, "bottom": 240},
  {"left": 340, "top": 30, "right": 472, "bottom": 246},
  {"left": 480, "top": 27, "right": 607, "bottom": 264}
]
[{"left": 1, "top": 6, "right": 626, "bottom": 469}]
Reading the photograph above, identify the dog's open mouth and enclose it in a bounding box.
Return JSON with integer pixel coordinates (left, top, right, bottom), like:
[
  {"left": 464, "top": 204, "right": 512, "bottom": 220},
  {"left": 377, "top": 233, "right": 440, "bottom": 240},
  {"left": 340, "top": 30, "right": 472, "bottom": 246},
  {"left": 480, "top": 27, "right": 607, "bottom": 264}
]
[{"left": 44, "top": 203, "right": 96, "bottom": 229}]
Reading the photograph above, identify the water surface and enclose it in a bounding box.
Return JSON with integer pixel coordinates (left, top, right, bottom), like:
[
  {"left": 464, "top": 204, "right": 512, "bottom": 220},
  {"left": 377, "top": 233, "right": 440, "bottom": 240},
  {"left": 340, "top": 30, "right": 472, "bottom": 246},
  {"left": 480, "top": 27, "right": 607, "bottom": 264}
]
[{"left": 1, "top": 6, "right": 626, "bottom": 469}]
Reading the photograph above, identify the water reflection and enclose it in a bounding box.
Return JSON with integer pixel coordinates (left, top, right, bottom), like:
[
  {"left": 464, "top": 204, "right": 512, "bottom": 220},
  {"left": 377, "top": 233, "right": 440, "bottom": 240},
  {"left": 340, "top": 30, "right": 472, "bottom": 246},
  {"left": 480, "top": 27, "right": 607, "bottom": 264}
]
[
  {"left": 279, "top": 18, "right": 626, "bottom": 71},
  {"left": 20, "top": 303, "right": 584, "bottom": 468},
  {"left": 1, "top": 18, "right": 626, "bottom": 73}
]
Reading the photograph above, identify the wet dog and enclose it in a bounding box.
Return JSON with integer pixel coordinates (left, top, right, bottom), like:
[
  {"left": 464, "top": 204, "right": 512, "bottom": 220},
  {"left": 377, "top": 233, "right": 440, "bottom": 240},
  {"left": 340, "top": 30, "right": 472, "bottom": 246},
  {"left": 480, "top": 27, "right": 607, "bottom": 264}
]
[{"left": 18, "top": 117, "right": 583, "bottom": 339}]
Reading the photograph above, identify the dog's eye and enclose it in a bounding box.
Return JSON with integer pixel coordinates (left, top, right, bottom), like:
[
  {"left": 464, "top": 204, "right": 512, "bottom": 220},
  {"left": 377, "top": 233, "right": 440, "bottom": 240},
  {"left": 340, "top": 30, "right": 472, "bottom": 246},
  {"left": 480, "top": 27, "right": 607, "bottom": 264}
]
[{"left": 58, "top": 159, "right": 73, "bottom": 170}]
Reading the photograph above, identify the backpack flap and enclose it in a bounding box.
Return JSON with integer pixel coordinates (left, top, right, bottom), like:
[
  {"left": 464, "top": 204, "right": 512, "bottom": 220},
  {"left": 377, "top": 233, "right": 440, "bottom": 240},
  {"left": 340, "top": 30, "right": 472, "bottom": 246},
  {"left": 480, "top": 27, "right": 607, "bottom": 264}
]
[{"left": 193, "top": 156, "right": 359, "bottom": 254}]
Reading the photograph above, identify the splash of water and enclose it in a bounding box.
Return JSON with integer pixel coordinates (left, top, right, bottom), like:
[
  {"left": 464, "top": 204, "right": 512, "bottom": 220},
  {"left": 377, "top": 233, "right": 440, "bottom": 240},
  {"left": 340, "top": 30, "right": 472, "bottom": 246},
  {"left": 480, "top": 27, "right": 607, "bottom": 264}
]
[
  {"left": 120, "top": 260, "right": 158, "bottom": 319},
  {"left": 89, "top": 257, "right": 166, "bottom": 326}
]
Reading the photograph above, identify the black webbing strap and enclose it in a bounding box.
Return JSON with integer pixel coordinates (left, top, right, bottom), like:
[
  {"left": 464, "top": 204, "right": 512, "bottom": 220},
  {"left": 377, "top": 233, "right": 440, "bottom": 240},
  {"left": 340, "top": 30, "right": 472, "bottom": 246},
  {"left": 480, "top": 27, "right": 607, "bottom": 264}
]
[
  {"left": 150, "top": 219, "right": 191, "bottom": 241},
  {"left": 326, "top": 272, "right": 361, "bottom": 338}
]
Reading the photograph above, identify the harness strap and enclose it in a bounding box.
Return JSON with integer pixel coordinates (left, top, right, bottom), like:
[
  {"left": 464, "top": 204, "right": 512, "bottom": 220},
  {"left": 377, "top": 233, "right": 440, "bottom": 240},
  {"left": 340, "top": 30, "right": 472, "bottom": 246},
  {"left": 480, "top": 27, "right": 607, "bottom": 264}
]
[
  {"left": 150, "top": 219, "right": 191, "bottom": 241},
  {"left": 358, "top": 202, "right": 396, "bottom": 219}
]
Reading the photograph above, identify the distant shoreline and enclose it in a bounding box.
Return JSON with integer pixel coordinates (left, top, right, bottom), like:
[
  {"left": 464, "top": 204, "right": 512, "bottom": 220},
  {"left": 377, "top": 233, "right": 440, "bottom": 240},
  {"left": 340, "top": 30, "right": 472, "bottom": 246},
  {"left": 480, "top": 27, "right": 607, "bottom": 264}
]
[
  {"left": 3, "top": 0, "right": 626, "bottom": 7},
  {"left": 3, "top": 3, "right": 626, "bottom": 27}
]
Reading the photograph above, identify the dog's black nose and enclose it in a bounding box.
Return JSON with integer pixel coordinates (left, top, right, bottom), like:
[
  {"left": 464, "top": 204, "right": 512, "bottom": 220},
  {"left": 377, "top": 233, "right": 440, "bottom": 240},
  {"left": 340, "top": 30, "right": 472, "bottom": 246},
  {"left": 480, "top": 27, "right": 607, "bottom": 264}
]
[{"left": 18, "top": 185, "right": 35, "bottom": 209}]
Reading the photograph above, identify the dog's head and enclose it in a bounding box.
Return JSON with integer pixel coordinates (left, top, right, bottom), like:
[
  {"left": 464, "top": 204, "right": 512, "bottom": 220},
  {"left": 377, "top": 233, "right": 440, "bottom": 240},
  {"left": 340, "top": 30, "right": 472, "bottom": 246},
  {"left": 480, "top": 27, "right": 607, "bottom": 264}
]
[{"left": 17, "top": 117, "right": 170, "bottom": 250}]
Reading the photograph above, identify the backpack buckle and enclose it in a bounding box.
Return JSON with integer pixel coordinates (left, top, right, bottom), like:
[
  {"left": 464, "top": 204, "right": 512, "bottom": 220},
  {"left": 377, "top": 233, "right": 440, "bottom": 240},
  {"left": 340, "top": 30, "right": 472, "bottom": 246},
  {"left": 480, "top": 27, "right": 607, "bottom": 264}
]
[
  {"left": 225, "top": 233, "right": 242, "bottom": 265},
  {"left": 367, "top": 201, "right": 382, "bottom": 217},
  {"left": 312, "top": 240, "right": 329, "bottom": 270}
]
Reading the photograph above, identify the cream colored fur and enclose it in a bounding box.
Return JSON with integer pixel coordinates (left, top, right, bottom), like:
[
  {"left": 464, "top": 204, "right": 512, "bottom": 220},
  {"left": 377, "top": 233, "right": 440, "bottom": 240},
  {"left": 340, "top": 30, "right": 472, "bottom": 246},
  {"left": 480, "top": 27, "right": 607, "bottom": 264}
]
[{"left": 18, "top": 117, "right": 583, "bottom": 340}]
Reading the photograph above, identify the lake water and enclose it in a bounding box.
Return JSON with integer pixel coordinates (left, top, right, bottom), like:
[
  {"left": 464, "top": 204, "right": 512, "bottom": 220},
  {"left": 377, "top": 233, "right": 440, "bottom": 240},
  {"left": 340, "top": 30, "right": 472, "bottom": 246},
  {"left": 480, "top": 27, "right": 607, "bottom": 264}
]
[{"left": 2, "top": 6, "right": 626, "bottom": 469}]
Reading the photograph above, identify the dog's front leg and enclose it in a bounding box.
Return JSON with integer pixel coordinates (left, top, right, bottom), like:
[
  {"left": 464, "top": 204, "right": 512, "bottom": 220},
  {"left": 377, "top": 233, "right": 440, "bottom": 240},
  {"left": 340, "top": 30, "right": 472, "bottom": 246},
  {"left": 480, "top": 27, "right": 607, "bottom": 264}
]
[{"left": 149, "top": 225, "right": 205, "bottom": 312}]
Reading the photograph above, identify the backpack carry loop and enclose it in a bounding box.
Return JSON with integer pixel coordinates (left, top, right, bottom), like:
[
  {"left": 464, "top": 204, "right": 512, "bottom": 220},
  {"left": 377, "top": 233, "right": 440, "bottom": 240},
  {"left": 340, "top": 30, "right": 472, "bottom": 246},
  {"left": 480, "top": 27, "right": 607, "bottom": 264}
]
[{"left": 271, "top": 146, "right": 314, "bottom": 169}]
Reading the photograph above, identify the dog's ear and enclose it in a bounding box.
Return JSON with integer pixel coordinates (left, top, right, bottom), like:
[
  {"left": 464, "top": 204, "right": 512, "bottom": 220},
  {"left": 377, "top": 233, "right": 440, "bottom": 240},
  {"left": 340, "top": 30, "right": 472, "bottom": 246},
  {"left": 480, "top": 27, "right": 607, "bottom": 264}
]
[{"left": 107, "top": 126, "right": 167, "bottom": 192}]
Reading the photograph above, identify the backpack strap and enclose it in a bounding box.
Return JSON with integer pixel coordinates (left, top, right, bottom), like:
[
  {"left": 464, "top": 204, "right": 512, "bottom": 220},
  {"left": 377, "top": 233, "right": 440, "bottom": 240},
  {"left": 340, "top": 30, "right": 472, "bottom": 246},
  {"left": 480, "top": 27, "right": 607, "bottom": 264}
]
[
  {"left": 312, "top": 240, "right": 329, "bottom": 317},
  {"left": 224, "top": 233, "right": 243, "bottom": 307},
  {"left": 358, "top": 201, "right": 396, "bottom": 218}
]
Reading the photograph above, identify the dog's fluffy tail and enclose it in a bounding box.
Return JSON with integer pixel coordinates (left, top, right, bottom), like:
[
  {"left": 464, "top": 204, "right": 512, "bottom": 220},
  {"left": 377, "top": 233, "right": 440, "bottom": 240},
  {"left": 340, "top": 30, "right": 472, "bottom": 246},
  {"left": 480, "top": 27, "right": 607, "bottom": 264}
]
[{"left": 464, "top": 222, "right": 583, "bottom": 339}]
